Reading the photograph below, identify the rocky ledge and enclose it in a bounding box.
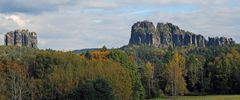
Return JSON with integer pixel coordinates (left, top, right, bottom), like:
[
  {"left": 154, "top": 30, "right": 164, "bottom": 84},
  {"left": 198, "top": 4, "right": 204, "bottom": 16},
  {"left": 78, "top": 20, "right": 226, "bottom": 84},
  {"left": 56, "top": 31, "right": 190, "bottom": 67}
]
[{"left": 129, "top": 20, "right": 235, "bottom": 48}]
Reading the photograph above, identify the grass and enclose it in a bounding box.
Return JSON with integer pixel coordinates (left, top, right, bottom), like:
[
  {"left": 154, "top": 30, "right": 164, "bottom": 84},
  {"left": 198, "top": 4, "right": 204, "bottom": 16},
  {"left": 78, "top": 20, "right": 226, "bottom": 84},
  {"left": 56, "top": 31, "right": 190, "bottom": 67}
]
[{"left": 149, "top": 95, "right": 240, "bottom": 100}]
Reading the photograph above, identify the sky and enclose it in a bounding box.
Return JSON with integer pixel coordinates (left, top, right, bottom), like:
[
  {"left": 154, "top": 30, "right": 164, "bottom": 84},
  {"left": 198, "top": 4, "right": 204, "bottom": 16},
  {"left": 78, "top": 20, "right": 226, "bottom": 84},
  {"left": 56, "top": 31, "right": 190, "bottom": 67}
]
[{"left": 0, "top": 0, "right": 240, "bottom": 50}]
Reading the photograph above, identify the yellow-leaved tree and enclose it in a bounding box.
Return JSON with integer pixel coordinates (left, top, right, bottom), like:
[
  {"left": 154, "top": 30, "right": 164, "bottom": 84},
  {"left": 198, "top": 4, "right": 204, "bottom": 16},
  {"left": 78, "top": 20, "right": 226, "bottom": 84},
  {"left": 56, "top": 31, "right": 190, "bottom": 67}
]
[
  {"left": 165, "top": 51, "right": 187, "bottom": 97},
  {"left": 144, "top": 62, "right": 154, "bottom": 98}
]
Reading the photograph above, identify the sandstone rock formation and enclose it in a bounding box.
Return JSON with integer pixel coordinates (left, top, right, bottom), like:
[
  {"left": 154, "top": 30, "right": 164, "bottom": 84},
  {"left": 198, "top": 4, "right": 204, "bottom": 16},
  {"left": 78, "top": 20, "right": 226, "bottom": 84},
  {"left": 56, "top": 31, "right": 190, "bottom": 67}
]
[
  {"left": 5, "top": 29, "right": 38, "bottom": 48},
  {"left": 129, "top": 20, "right": 160, "bottom": 47},
  {"left": 207, "top": 37, "right": 235, "bottom": 46},
  {"left": 129, "top": 21, "right": 235, "bottom": 47}
]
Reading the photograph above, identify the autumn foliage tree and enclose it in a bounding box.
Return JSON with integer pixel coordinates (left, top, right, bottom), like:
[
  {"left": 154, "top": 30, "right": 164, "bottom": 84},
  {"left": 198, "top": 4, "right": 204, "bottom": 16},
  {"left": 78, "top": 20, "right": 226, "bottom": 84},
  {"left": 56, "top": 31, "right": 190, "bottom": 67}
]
[
  {"left": 165, "top": 51, "right": 187, "bottom": 96},
  {"left": 143, "top": 62, "right": 154, "bottom": 98},
  {"left": 0, "top": 60, "right": 30, "bottom": 100},
  {"left": 1, "top": 44, "right": 240, "bottom": 99}
]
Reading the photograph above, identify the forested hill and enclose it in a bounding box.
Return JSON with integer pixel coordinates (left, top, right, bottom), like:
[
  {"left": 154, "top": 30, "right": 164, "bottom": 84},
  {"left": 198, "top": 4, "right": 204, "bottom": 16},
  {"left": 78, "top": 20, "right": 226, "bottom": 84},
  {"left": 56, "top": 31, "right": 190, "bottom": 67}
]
[{"left": 1, "top": 44, "right": 240, "bottom": 99}]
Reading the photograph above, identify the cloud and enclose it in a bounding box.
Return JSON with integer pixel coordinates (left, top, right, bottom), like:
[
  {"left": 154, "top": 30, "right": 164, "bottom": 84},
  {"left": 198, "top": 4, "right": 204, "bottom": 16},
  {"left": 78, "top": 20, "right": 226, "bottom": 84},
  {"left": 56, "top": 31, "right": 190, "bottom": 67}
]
[
  {"left": 0, "top": 0, "right": 234, "bottom": 14},
  {"left": 0, "top": 0, "right": 239, "bottom": 50},
  {"left": 120, "top": 0, "right": 227, "bottom": 6},
  {"left": 0, "top": 0, "right": 75, "bottom": 14},
  {"left": 5, "top": 15, "right": 28, "bottom": 26},
  {"left": 79, "top": 0, "right": 119, "bottom": 9}
]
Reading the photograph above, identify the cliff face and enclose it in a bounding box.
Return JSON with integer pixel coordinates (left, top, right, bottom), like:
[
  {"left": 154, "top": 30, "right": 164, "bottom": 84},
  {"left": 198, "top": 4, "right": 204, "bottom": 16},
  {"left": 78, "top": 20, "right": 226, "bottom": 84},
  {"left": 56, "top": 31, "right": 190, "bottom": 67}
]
[
  {"left": 5, "top": 29, "right": 38, "bottom": 48},
  {"left": 129, "top": 21, "right": 235, "bottom": 47},
  {"left": 129, "top": 20, "right": 160, "bottom": 47},
  {"left": 207, "top": 37, "right": 235, "bottom": 46}
]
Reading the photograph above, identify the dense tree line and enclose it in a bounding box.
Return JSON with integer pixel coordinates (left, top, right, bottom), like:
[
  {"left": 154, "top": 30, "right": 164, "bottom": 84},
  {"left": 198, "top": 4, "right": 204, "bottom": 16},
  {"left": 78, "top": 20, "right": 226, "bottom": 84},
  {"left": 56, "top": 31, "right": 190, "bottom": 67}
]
[
  {"left": 1, "top": 44, "right": 240, "bottom": 99},
  {"left": 0, "top": 46, "right": 136, "bottom": 100},
  {"left": 122, "top": 44, "right": 240, "bottom": 98}
]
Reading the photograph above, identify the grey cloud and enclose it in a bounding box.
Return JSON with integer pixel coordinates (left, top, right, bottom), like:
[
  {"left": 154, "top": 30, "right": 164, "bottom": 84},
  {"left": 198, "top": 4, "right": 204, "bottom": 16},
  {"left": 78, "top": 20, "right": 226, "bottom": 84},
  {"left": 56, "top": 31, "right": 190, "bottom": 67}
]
[
  {"left": 78, "top": 0, "right": 119, "bottom": 9},
  {"left": 0, "top": 0, "right": 230, "bottom": 14},
  {"left": 0, "top": 0, "right": 76, "bottom": 14},
  {"left": 120, "top": 0, "right": 228, "bottom": 6},
  {"left": 0, "top": 0, "right": 239, "bottom": 50}
]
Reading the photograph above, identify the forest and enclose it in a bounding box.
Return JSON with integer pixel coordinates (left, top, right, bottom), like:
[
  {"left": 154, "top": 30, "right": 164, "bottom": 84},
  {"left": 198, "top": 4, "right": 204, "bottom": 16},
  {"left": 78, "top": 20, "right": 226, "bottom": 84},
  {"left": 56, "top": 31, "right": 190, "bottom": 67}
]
[{"left": 0, "top": 44, "right": 240, "bottom": 100}]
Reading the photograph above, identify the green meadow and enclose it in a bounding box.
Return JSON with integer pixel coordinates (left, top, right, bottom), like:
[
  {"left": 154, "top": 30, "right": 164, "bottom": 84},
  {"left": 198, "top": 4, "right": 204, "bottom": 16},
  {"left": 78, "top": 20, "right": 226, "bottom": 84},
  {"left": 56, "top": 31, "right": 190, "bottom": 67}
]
[{"left": 150, "top": 95, "right": 240, "bottom": 100}]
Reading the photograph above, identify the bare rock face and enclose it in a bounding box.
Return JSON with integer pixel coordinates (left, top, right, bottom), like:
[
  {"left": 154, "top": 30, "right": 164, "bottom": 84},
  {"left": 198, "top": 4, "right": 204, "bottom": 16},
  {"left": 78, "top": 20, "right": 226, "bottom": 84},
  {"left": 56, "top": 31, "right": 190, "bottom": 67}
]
[
  {"left": 129, "top": 20, "right": 235, "bottom": 48},
  {"left": 157, "top": 23, "right": 175, "bottom": 47},
  {"left": 5, "top": 29, "right": 38, "bottom": 48},
  {"left": 129, "top": 20, "right": 160, "bottom": 47},
  {"left": 208, "top": 37, "right": 235, "bottom": 46}
]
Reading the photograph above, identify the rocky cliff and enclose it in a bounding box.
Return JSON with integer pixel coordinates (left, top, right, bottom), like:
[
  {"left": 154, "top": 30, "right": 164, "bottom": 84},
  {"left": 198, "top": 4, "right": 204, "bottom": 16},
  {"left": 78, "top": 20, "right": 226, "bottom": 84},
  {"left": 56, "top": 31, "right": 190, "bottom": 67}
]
[
  {"left": 129, "top": 20, "right": 160, "bottom": 47},
  {"left": 5, "top": 29, "right": 38, "bottom": 48},
  {"left": 129, "top": 21, "right": 235, "bottom": 47}
]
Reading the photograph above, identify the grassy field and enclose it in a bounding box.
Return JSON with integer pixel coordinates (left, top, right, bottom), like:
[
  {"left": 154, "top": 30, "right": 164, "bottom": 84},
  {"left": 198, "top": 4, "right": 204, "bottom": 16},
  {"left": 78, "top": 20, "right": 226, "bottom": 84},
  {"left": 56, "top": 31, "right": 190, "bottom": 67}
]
[{"left": 149, "top": 95, "right": 240, "bottom": 100}]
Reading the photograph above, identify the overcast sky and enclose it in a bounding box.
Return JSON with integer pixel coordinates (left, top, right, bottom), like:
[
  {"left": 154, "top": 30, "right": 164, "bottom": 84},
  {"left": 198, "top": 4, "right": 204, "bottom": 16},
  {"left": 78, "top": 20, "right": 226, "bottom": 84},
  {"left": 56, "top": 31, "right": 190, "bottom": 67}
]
[{"left": 0, "top": 0, "right": 239, "bottom": 50}]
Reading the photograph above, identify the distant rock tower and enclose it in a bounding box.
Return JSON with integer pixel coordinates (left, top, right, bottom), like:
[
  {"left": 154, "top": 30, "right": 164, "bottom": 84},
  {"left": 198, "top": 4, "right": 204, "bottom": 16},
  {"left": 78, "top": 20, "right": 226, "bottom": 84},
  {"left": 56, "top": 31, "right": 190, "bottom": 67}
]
[{"left": 5, "top": 29, "right": 38, "bottom": 48}]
